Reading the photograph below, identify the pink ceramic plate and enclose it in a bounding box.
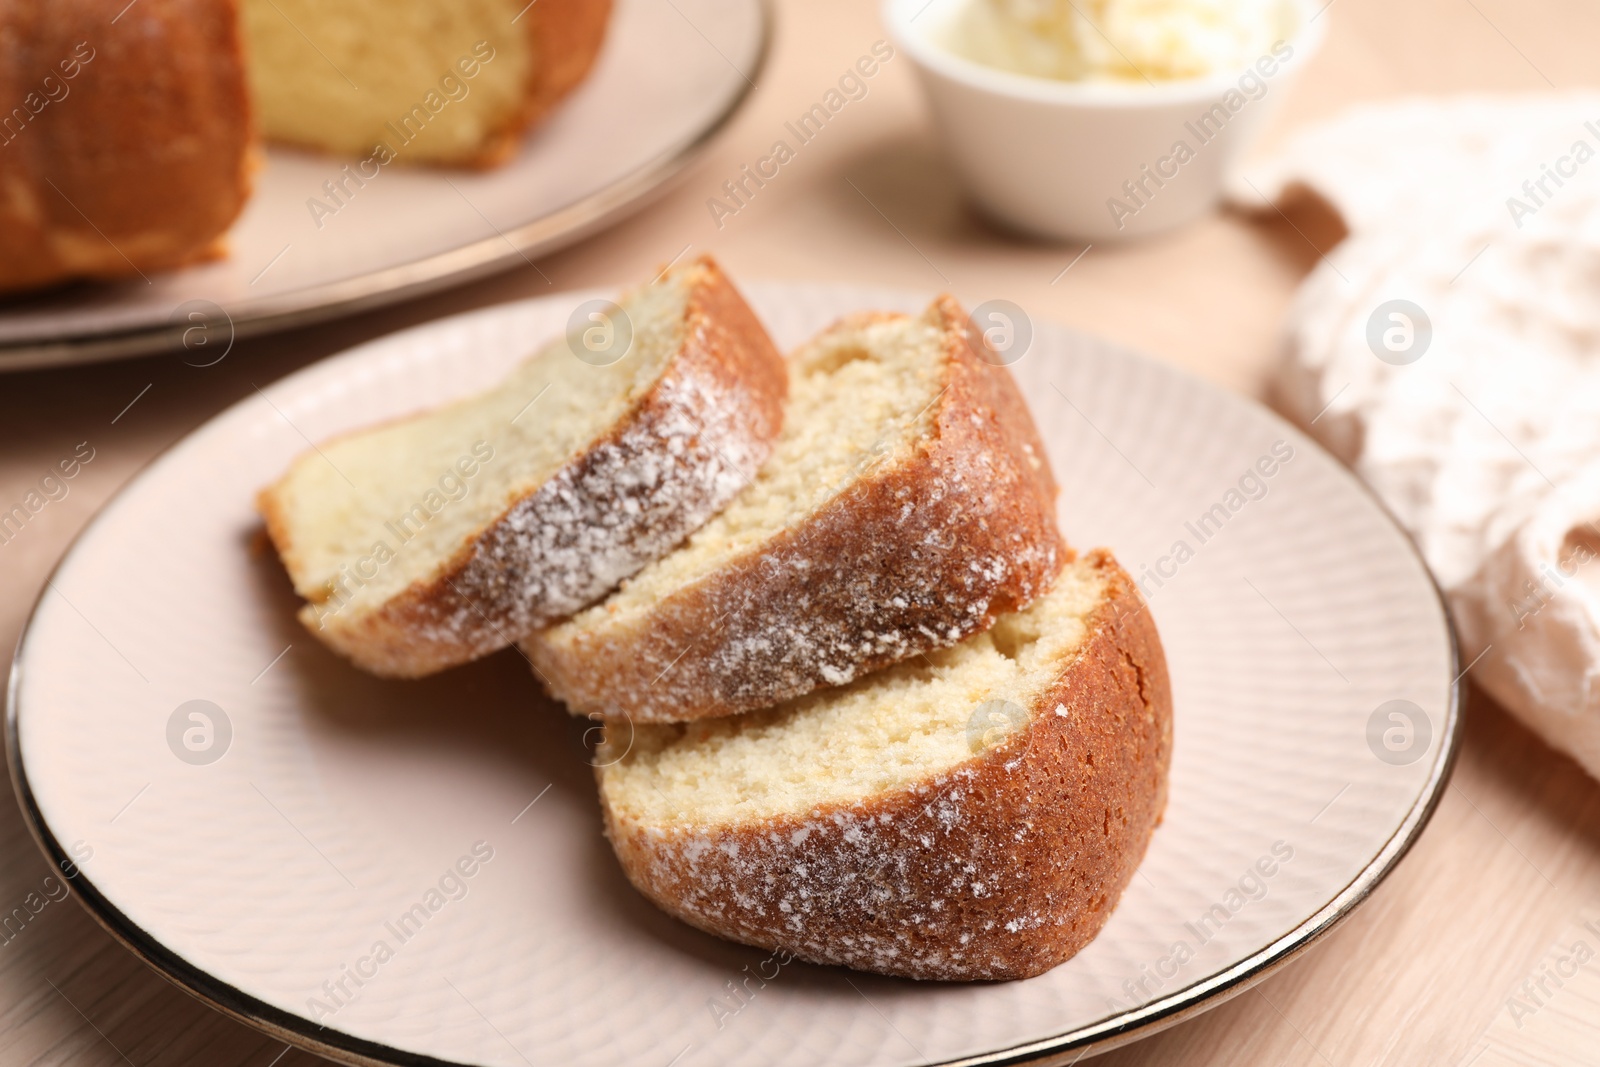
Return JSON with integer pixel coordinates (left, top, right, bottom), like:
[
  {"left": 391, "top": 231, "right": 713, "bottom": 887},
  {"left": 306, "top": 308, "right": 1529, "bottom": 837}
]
[{"left": 8, "top": 283, "right": 1457, "bottom": 1066}]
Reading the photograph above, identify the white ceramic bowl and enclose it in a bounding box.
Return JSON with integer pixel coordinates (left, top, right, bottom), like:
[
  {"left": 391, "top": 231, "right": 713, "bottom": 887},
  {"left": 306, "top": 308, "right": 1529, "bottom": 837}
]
[{"left": 886, "top": 0, "right": 1325, "bottom": 243}]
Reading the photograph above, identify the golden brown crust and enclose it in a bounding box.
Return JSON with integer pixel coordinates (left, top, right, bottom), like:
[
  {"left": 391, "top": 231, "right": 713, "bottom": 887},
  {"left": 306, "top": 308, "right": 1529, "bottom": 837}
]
[
  {"left": 0, "top": 0, "right": 254, "bottom": 292},
  {"left": 466, "top": 0, "right": 614, "bottom": 167},
  {"left": 601, "top": 550, "right": 1172, "bottom": 981},
  {"left": 524, "top": 294, "right": 1066, "bottom": 723},
  {"left": 266, "top": 256, "right": 786, "bottom": 678}
]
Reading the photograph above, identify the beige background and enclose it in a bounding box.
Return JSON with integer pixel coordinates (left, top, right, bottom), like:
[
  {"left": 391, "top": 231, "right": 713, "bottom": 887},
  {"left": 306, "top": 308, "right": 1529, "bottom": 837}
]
[{"left": 4, "top": 0, "right": 1600, "bottom": 1063}]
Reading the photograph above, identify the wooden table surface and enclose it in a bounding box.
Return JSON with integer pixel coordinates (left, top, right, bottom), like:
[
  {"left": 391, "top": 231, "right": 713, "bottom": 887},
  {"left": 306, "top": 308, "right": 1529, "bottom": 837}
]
[{"left": 5, "top": 1, "right": 1600, "bottom": 1063}]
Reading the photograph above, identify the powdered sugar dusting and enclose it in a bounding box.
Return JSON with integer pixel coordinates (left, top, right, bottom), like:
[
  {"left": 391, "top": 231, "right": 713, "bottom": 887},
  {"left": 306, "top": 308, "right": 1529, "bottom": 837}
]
[{"left": 418, "top": 356, "right": 775, "bottom": 653}]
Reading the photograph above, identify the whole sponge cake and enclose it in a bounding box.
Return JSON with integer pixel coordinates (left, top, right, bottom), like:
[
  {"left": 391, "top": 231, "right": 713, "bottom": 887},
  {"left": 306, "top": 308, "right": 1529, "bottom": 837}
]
[
  {"left": 240, "top": 0, "right": 613, "bottom": 166},
  {"left": 0, "top": 0, "right": 255, "bottom": 291},
  {"left": 0, "top": 0, "right": 613, "bottom": 294},
  {"left": 599, "top": 550, "right": 1171, "bottom": 981},
  {"left": 258, "top": 256, "right": 785, "bottom": 677},
  {"left": 524, "top": 297, "right": 1066, "bottom": 723}
]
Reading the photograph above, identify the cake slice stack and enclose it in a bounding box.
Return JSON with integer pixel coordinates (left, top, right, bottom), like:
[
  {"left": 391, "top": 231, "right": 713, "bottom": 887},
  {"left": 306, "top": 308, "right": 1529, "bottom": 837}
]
[{"left": 260, "top": 262, "right": 1170, "bottom": 981}]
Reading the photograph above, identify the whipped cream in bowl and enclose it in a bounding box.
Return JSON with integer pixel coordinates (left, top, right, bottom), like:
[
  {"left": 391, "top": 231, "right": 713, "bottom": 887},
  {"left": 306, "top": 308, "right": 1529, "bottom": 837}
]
[
  {"left": 885, "top": 0, "right": 1322, "bottom": 241},
  {"left": 949, "top": 0, "right": 1292, "bottom": 83}
]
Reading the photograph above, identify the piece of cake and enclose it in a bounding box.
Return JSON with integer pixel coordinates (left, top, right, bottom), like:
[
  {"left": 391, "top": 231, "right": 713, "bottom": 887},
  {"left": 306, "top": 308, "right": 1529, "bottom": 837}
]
[
  {"left": 598, "top": 550, "right": 1171, "bottom": 981},
  {"left": 258, "top": 256, "right": 785, "bottom": 676},
  {"left": 524, "top": 296, "right": 1066, "bottom": 723}
]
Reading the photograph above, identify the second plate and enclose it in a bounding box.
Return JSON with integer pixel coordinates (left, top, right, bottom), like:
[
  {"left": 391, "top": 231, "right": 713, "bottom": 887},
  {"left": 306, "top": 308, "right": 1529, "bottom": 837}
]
[{"left": 0, "top": 0, "right": 768, "bottom": 371}]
